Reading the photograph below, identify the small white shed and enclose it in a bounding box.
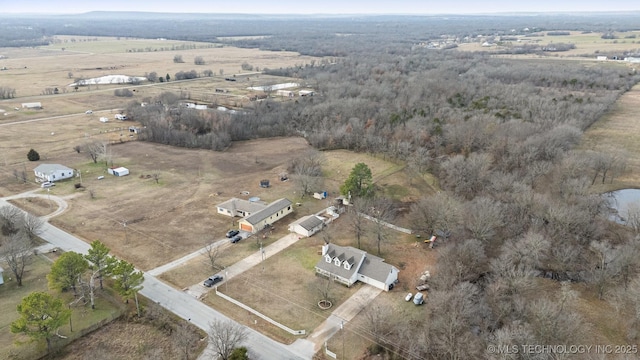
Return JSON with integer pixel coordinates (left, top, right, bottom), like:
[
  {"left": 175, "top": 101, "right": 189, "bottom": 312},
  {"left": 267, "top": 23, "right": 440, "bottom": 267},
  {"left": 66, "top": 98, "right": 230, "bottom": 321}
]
[
  {"left": 108, "top": 167, "right": 129, "bottom": 176},
  {"left": 0, "top": 266, "right": 4, "bottom": 285}
]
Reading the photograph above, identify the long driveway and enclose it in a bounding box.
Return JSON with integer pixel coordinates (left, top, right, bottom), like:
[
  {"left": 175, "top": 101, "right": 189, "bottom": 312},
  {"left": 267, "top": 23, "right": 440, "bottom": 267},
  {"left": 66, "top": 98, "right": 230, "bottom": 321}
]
[{"left": 0, "top": 196, "right": 313, "bottom": 360}]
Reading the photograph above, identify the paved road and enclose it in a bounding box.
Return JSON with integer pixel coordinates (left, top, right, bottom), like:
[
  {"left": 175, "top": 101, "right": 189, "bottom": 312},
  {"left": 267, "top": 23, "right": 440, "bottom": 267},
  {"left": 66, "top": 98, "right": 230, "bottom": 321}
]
[{"left": 0, "top": 197, "right": 313, "bottom": 360}]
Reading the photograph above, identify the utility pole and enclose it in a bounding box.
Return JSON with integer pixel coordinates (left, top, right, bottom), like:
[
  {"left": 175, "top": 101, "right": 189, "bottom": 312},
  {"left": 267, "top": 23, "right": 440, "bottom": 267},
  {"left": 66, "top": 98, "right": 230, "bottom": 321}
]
[
  {"left": 122, "top": 220, "right": 128, "bottom": 244},
  {"left": 341, "top": 321, "right": 345, "bottom": 359}
]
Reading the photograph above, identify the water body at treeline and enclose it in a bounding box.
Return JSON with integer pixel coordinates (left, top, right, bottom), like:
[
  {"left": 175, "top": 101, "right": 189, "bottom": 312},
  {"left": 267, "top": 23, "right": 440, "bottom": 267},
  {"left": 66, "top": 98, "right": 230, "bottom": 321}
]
[{"left": 605, "top": 189, "right": 640, "bottom": 224}]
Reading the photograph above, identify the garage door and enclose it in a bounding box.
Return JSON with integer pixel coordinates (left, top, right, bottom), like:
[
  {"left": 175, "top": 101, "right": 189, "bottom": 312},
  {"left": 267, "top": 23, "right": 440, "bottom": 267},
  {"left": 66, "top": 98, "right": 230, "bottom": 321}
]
[{"left": 240, "top": 223, "right": 253, "bottom": 232}]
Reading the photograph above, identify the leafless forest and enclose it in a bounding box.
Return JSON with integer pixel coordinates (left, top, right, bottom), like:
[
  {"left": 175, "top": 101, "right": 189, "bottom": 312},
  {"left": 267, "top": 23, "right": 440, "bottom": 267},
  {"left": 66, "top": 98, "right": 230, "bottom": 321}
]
[{"left": 4, "top": 12, "right": 640, "bottom": 359}]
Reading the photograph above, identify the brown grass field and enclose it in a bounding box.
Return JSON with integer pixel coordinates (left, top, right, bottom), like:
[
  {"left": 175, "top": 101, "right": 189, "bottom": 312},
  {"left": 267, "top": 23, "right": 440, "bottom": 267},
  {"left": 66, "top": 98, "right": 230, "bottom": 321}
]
[
  {"left": 581, "top": 83, "right": 640, "bottom": 192},
  {"left": 4, "top": 31, "right": 640, "bottom": 358},
  {"left": 458, "top": 30, "right": 640, "bottom": 58}
]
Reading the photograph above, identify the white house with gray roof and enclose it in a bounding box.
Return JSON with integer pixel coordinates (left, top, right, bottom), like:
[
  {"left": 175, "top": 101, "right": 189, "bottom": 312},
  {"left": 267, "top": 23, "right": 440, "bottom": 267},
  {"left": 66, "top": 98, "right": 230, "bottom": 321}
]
[
  {"left": 33, "top": 164, "right": 74, "bottom": 182},
  {"left": 315, "top": 243, "right": 399, "bottom": 291},
  {"left": 236, "top": 198, "right": 293, "bottom": 233},
  {"left": 288, "top": 215, "right": 325, "bottom": 237},
  {"left": 216, "top": 198, "right": 267, "bottom": 218}
]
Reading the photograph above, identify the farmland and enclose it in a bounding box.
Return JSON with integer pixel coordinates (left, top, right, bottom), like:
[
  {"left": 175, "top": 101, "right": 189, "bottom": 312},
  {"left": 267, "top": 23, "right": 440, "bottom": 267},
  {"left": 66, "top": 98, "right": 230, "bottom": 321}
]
[{"left": 3, "top": 11, "right": 640, "bottom": 360}]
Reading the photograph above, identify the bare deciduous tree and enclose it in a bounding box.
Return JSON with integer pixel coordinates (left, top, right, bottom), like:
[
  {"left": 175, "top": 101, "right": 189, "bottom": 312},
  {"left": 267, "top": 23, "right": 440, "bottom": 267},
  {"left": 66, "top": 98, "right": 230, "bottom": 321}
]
[
  {"left": 207, "top": 319, "right": 248, "bottom": 360},
  {"left": 0, "top": 232, "right": 33, "bottom": 286},
  {"left": 202, "top": 241, "right": 221, "bottom": 272},
  {"left": 364, "top": 197, "right": 395, "bottom": 256},
  {"left": 463, "top": 196, "right": 504, "bottom": 242},
  {"left": 174, "top": 322, "right": 198, "bottom": 360},
  {"left": 22, "top": 213, "right": 44, "bottom": 243}
]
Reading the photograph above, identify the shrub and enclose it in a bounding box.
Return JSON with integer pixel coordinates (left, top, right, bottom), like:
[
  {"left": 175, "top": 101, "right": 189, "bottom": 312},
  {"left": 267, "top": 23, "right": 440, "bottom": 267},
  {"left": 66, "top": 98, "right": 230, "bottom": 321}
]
[{"left": 27, "top": 148, "right": 40, "bottom": 161}]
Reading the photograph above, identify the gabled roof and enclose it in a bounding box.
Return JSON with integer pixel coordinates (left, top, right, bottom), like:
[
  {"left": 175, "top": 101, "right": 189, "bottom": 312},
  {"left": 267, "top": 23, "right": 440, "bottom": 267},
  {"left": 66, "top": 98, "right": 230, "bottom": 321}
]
[
  {"left": 218, "top": 198, "right": 266, "bottom": 214},
  {"left": 316, "top": 244, "right": 366, "bottom": 280},
  {"left": 298, "top": 215, "right": 324, "bottom": 231},
  {"left": 243, "top": 198, "right": 292, "bottom": 225},
  {"left": 34, "top": 164, "right": 73, "bottom": 174},
  {"left": 358, "top": 254, "right": 397, "bottom": 283}
]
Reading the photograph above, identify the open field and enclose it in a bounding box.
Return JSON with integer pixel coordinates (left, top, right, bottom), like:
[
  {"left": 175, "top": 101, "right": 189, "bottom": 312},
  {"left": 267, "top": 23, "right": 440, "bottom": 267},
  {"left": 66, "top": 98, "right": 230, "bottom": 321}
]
[
  {"left": 580, "top": 83, "right": 640, "bottom": 192},
  {"left": 458, "top": 30, "right": 640, "bottom": 58},
  {"left": 0, "top": 36, "right": 320, "bottom": 100}
]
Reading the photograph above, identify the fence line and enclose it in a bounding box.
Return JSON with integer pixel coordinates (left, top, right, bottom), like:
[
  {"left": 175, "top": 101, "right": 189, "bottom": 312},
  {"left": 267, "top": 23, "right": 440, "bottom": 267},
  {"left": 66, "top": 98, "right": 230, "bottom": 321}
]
[{"left": 215, "top": 288, "right": 305, "bottom": 335}]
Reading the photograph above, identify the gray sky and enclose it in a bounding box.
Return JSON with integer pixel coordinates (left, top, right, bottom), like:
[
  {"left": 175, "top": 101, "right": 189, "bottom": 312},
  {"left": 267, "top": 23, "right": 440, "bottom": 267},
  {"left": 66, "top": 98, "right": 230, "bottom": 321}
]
[{"left": 1, "top": 0, "right": 639, "bottom": 14}]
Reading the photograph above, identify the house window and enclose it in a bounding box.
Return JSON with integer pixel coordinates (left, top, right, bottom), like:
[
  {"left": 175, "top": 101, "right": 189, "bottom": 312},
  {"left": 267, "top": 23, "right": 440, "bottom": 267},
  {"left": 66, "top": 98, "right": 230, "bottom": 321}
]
[
  {"left": 325, "top": 255, "right": 332, "bottom": 263},
  {"left": 343, "top": 262, "right": 351, "bottom": 270},
  {"left": 334, "top": 258, "right": 341, "bottom": 266},
  {"left": 288, "top": 206, "right": 291, "bottom": 210}
]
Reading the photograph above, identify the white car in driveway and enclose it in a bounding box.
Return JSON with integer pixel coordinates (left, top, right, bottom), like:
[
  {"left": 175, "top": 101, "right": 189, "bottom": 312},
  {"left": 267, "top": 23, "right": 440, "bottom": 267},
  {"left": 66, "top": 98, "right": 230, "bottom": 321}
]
[{"left": 405, "top": 293, "right": 413, "bottom": 302}]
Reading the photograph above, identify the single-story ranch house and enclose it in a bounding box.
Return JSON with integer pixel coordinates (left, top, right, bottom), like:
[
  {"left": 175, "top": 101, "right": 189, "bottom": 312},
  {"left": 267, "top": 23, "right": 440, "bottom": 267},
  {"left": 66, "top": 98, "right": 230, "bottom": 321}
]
[
  {"left": 315, "top": 243, "right": 399, "bottom": 292},
  {"left": 217, "top": 198, "right": 267, "bottom": 218},
  {"left": 33, "top": 164, "right": 74, "bottom": 182},
  {"left": 218, "top": 198, "right": 293, "bottom": 233}
]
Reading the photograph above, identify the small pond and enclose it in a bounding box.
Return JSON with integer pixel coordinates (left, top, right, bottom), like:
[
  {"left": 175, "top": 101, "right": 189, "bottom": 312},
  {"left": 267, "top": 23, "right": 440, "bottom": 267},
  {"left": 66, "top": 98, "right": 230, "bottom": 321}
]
[{"left": 605, "top": 188, "right": 640, "bottom": 224}]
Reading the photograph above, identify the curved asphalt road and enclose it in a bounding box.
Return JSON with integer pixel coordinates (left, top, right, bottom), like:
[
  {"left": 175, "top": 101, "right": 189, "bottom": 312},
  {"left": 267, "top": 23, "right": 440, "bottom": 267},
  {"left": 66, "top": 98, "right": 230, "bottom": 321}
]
[{"left": 0, "top": 196, "right": 312, "bottom": 360}]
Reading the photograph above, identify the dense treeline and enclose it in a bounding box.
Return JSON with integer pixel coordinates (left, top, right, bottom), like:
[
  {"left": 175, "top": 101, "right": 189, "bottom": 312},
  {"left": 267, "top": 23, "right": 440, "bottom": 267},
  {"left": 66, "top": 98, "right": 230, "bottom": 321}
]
[
  {"left": 6, "top": 11, "right": 640, "bottom": 358},
  {"left": 2, "top": 12, "right": 640, "bottom": 54},
  {"left": 128, "top": 45, "right": 640, "bottom": 357}
]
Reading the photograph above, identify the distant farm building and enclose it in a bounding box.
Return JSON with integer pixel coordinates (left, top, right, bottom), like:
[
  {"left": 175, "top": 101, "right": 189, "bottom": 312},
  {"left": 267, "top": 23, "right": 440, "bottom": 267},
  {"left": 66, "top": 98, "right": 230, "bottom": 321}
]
[
  {"left": 276, "top": 90, "right": 295, "bottom": 98},
  {"left": 34, "top": 164, "right": 74, "bottom": 182},
  {"left": 299, "top": 90, "right": 315, "bottom": 97},
  {"left": 21, "top": 102, "right": 42, "bottom": 109},
  {"left": 108, "top": 167, "right": 129, "bottom": 176}
]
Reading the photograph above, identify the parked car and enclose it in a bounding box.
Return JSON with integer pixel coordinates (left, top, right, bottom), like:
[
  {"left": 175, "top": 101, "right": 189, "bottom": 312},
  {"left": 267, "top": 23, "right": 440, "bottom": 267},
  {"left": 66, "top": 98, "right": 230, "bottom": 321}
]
[
  {"left": 226, "top": 229, "right": 240, "bottom": 238},
  {"left": 85, "top": 110, "right": 93, "bottom": 114},
  {"left": 405, "top": 293, "right": 413, "bottom": 302},
  {"left": 413, "top": 292, "right": 424, "bottom": 305},
  {"left": 416, "top": 283, "right": 430, "bottom": 291},
  {"left": 230, "top": 235, "right": 242, "bottom": 243},
  {"left": 41, "top": 181, "right": 55, "bottom": 188},
  {"left": 203, "top": 275, "right": 223, "bottom": 287}
]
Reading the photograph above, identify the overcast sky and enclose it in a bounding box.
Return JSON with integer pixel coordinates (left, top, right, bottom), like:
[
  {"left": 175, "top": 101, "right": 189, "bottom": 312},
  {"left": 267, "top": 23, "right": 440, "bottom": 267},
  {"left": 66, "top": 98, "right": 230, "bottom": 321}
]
[{"left": 2, "top": 0, "right": 639, "bottom": 14}]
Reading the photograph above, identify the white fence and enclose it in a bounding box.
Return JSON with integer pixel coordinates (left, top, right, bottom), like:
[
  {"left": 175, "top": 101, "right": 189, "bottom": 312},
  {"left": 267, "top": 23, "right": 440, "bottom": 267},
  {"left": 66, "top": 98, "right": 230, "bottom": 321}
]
[{"left": 215, "top": 288, "right": 305, "bottom": 335}]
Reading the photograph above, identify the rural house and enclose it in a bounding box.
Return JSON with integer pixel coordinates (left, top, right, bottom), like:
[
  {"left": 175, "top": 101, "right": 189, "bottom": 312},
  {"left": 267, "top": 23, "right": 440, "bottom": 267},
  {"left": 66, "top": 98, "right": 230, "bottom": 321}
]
[
  {"left": 216, "top": 198, "right": 267, "bottom": 218},
  {"left": 289, "top": 215, "right": 325, "bottom": 237},
  {"left": 33, "top": 164, "right": 74, "bottom": 182},
  {"left": 315, "top": 243, "right": 399, "bottom": 291},
  {"left": 237, "top": 198, "right": 293, "bottom": 233}
]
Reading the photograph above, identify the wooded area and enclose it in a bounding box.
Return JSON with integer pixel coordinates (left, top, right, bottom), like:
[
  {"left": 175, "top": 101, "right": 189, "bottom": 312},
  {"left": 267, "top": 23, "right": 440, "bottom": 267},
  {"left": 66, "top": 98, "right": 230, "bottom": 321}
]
[{"left": 3, "top": 11, "right": 640, "bottom": 359}]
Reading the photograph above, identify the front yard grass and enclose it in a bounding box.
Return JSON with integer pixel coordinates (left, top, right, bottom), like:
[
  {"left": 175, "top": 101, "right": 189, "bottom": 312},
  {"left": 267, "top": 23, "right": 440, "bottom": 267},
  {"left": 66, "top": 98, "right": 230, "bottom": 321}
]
[{"left": 202, "top": 237, "right": 359, "bottom": 344}]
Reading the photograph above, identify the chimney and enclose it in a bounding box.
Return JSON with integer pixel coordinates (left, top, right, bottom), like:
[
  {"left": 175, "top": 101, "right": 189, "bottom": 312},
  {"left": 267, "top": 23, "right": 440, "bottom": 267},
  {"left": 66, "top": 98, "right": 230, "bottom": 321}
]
[{"left": 321, "top": 243, "right": 329, "bottom": 256}]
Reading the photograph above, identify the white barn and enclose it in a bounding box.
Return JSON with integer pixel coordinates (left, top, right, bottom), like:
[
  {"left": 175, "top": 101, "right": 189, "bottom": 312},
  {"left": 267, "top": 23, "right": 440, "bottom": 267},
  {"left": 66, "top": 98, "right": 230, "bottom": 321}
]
[{"left": 33, "top": 164, "right": 74, "bottom": 182}]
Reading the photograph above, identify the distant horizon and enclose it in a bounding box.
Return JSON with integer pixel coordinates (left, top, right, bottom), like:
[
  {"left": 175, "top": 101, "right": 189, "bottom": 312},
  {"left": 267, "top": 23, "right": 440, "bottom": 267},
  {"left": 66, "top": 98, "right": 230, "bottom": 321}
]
[{"left": 2, "top": 0, "right": 639, "bottom": 15}]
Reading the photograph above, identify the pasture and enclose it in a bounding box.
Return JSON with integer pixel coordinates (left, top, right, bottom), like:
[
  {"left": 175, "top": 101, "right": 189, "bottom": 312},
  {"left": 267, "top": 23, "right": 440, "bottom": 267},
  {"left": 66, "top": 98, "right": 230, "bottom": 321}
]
[{"left": 458, "top": 30, "right": 640, "bottom": 57}]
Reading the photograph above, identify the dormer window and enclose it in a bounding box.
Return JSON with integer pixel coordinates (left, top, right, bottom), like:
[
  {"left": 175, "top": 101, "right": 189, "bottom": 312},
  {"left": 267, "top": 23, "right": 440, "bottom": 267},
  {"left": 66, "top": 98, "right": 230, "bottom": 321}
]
[
  {"left": 334, "top": 257, "right": 341, "bottom": 266},
  {"left": 324, "top": 255, "right": 332, "bottom": 263},
  {"left": 343, "top": 262, "right": 351, "bottom": 270}
]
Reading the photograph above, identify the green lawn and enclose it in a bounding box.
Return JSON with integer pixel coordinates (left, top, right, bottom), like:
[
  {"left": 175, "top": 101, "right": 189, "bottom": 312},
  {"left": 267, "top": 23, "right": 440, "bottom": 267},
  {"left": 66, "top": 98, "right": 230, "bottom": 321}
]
[{"left": 0, "top": 255, "right": 123, "bottom": 359}]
